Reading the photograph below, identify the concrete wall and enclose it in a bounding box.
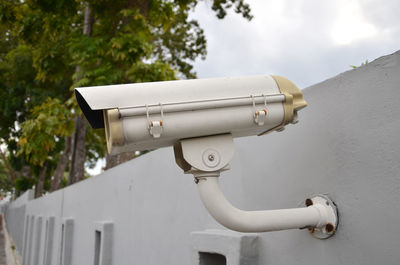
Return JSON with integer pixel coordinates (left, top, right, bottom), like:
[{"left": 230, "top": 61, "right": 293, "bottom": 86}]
[
  {"left": 3, "top": 50, "right": 400, "bottom": 265},
  {"left": 3, "top": 189, "right": 34, "bottom": 256}
]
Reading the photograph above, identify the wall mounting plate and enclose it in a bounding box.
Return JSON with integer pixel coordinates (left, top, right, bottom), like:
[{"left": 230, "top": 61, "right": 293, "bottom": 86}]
[{"left": 306, "top": 195, "right": 338, "bottom": 239}]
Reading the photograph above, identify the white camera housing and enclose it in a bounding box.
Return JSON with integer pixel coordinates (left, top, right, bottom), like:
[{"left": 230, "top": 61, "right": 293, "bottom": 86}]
[{"left": 75, "top": 75, "right": 306, "bottom": 154}]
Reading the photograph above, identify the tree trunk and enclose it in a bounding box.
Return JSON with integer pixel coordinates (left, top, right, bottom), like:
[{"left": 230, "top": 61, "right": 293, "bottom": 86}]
[
  {"left": 83, "top": 2, "right": 94, "bottom": 36},
  {"left": 70, "top": 115, "right": 87, "bottom": 183},
  {"left": 51, "top": 137, "right": 71, "bottom": 191},
  {"left": 69, "top": 3, "right": 94, "bottom": 184},
  {"left": 68, "top": 117, "right": 77, "bottom": 184},
  {"left": 0, "top": 148, "right": 16, "bottom": 184},
  {"left": 35, "top": 161, "right": 47, "bottom": 198}
]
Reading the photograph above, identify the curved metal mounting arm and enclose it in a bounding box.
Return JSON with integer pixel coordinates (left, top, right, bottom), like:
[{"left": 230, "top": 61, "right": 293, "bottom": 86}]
[
  {"left": 195, "top": 174, "right": 337, "bottom": 238},
  {"left": 174, "top": 134, "right": 338, "bottom": 239}
]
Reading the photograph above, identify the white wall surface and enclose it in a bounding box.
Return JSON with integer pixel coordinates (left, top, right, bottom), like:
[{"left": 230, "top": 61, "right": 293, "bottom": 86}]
[{"left": 3, "top": 50, "right": 400, "bottom": 265}]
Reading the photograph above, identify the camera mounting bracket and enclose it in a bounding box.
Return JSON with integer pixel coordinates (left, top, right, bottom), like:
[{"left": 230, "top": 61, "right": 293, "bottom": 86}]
[{"left": 174, "top": 134, "right": 338, "bottom": 238}]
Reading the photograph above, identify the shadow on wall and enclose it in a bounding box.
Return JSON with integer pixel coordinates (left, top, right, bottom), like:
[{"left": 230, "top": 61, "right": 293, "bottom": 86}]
[{"left": 200, "top": 252, "right": 226, "bottom": 265}]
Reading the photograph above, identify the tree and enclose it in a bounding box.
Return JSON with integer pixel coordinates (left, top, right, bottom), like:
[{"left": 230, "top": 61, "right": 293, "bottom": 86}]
[{"left": 0, "top": 0, "right": 252, "bottom": 197}]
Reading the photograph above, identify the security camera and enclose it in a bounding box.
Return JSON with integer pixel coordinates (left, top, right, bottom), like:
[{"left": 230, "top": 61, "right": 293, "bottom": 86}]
[
  {"left": 75, "top": 75, "right": 338, "bottom": 238},
  {"left": 75, "top": 75, "right": 307, "bottom": 155}
]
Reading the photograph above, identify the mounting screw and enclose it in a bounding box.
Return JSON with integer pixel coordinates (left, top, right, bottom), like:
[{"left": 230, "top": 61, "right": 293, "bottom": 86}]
[
  {"left": 325, "top": 223, "right": 335, "bottom": 233},
  {"left": 305, "top": 198, "right": 313, "bottom": 207},
  {"left": 202, "top": 149, "right": 220, "bottom": 168}
]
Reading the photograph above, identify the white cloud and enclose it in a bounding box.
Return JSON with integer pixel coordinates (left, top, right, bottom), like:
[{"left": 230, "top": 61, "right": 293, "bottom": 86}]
[
  {"left": 331, "top": 0, "right": 377, "bottom": 45},
  {"left": 190, "top": 0, "right": 400, "bottom": 88}
]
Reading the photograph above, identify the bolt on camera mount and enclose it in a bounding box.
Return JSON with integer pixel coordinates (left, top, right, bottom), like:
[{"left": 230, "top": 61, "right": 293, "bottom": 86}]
[{"left": 174, "top": 134, "right": 338, "bottom": 239}]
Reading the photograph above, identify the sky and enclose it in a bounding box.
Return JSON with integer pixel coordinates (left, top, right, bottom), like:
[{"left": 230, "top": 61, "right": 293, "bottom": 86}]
[{"left": 190, "top": 0, "right": 400, "bottom": 88}]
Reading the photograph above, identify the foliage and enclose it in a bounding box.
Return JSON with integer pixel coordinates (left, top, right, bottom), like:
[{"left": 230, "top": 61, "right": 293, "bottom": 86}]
[
  {"left": 14, "top": 177, "right": 35, "bottom": 193},
  {"left": 17, "top": 98, "right": 75, "bottom": 166},
  {"left": 211, "top": 0, "right": 253, "bottom": 20},
  {"left": 0, "top": 160, "right": 13, "bottom": 194},
  {"left": 351, "top": 59, "right": 369, "bottom": 69}
]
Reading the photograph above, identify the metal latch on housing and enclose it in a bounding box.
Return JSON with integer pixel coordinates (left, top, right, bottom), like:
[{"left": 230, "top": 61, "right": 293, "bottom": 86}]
[
  {"left": 252, "top": 95, "right": 268, "bottom": 126},
  {"left": 146, "top": 104, "right": 164, "bottom": 138}
]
